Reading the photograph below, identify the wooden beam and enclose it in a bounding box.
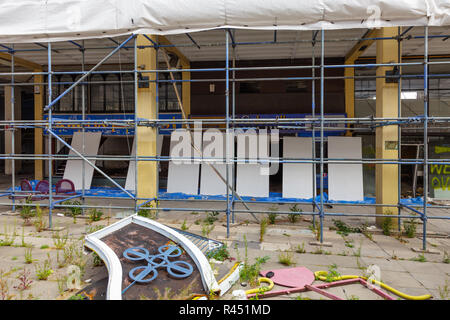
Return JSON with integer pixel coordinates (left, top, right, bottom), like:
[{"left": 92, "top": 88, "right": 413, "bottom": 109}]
[
  {"left": 344, "top": 29, "right": 379, "bottom": 62},
  {"left": 157, "top": 36, "right": 190, "bottom": 66},
  {"left": 0, "top": 52, "right": 41, "bottom": 70}
]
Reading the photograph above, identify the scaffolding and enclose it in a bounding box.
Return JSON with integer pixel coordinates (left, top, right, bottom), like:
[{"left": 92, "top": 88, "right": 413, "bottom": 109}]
[{"left": 0, "top": 27, "right": 449, "bottom": 252}]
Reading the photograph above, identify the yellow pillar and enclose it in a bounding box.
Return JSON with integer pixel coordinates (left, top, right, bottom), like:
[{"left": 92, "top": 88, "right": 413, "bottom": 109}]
[
  {"left": 4, "top": 85, "right": 21, "bottom": 174},
  {"left": 375, "top": 27, "right": 400, "bottom": 227},
  {"left": 182, "top": 62, "right": 191, "bottom": 118},
  {"left": 344, "top": 61, "right": 355, "bottom": 136},
  {"left": 136, "top": 35, "right": 158, "bottom": 203},
  {"left": 34, "top": 70, "right": 44, "bottom": 180}
]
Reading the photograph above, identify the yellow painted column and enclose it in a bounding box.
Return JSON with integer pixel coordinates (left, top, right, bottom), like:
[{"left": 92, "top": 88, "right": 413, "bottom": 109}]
[
  {"left": 182, "top": 62, "right": 191, "bottom": 119},
  {"left": 344, "top": 61, "right": 355, "bottom": 136},
  {"left": 375, "top": 27, "right": 400, "bottom": 227},
  {"left": 34, "top": 70, "right": 44, "bottom": 180},
  {"left": 136, "top": 35, "right": 158, "bottom": 203},
  {"left": 4, "top": 85, "right": 21, "bottom": 174}
]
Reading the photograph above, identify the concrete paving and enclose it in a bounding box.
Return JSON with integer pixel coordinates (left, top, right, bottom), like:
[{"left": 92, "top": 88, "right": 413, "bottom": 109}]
[{"left": 0, "top": 198, "right": 448, "bottom": 300}]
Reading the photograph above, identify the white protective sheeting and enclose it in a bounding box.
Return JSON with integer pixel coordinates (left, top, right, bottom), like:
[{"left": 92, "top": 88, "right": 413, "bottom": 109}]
[
  {"left": 236, "top": 130, "right": 269, "bottom": 198},
  {"left": 327, "top": 136, "right": 364, "bottom": 201},
  {"left": 0, "top": 0, "right": 449, "bottom": 43},
  {"left": 166, "top": 129, "right": 201, "bottom": 195},
  {"left": 199, "top": 130, "right": 234, "bottom": 196},
  {"left": 282, "top": 137, "right": 314, "bottom": 199},
  {"left": 125, "top": 135, "right": 163, "bottom": 191},
  {"left": 63, "top": 131, "right": 102, "bottom": 190}
]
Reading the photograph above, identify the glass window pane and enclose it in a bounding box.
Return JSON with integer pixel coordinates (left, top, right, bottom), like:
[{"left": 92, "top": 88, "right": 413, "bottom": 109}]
[{"left": 90, "top": 74, "right": 104, "bottom": 112}]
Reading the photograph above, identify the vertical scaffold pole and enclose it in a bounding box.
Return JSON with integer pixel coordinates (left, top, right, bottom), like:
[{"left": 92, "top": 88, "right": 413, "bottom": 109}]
[
  {"left": 319, "top": 30, "right": 325, "bottom": 243},
  {"left": 82, "top": 41, "right": 86, "bottom": 216},
  {"left": 10, "top": 49, "right": 15, "bottom": 212},
  {"left": 134, "top": 37, "right": 138, "bottom": 214},
  {"left": 48, "top": 43, "right": 53, "bottom": 228},
  {"left": 312, "top": 31, "right": 317, "bottom": 228},
  {"left": 231, "top": 29, "right": 236, "bottom": 224},
  {"left": 397, "top": 27, "right": 402, "bottom": 232},
  {"left": 422, "top": 27, "right": 429, "bottom": 251},
  {"left": 225, "top": 30, "right": 231, "bottom": 238}
]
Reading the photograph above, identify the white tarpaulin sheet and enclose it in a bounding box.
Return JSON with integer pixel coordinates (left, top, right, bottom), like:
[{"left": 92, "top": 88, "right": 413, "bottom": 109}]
[
  {"left": 63, "top": 131, "right": 102, "bottom": 190},
  {"left": 328, "top": 136, "right": 364, "bottom": 201},
  {"left": 0, "top": 0, "right": 449, "bottom": 43}
]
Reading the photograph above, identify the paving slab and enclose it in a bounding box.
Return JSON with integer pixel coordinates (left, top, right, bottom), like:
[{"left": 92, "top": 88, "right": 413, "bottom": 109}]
[
  {"left": 378, "top": 270, "right": 424, "bottom": 289},
  {"left": 408, "top": 272, "right": 450, "bottom": 291}
]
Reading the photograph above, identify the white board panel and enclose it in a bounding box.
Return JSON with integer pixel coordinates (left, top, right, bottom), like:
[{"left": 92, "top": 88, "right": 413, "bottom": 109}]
[
  {"left": 236, "top": 131, "right": 269, "bottom": 198},
  {"left": 125, "top": 135, "right": 163, "bottom": 191},
  {"left": 328, "top": 136, "right": 364, "bottom": 201},
  {"left": 166, "top": 130, "right": 201, "bottom": 195},
  {"left": 63, "top": 132, "right": 102, "bottom": 190},
  {"left": 282, "top": 137, "right": 313, "bottom": 199},
  {"left": 200, "top": 130, "right": 233, "bottom": 195}
]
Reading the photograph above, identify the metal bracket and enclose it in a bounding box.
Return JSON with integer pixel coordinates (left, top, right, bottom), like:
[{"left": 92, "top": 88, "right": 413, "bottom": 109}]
[
  {"left": 385, "top": 66, "right": 400, "bottom": 83},
  {"left": 138, "top": 73, "right": 149, "bottom": 88}
]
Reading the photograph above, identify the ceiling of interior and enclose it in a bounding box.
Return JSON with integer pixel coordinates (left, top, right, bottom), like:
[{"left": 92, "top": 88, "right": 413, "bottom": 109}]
[{"left": 0, "top": 26, "right": 449, "bottom": 84}]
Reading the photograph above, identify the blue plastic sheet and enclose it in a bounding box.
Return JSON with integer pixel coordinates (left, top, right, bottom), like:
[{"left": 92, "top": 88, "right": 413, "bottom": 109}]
[{"left": 9, "top": 183, "right": 425, "bottom": 206}]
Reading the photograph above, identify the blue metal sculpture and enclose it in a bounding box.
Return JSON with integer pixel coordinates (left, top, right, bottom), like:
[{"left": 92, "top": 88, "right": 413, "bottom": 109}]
[{"left": 122, "top": 245, "right": 193, "bottom": 294}]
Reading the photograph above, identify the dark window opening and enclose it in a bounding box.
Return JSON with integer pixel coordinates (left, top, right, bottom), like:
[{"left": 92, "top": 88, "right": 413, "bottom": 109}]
[{"left": 239, "top": 81, "right": 261, "bottom": 94}]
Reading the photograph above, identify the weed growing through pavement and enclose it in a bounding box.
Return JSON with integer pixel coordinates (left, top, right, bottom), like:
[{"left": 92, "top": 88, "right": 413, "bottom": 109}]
[
  {"left": 92, "top": 252, "right": 104, "bottom": 267},
  {"left": 381, "top": 214, "right": 394, "bottom": 236},
  {"left": 278, "top": 251, "right": 295, "bottom": 266},
  {"left": 181, "top": 219, "right": 189, "bottom": 231},
  {"left": 24, "top": 248, "right": 33, "bottom": 264},
  {"left": 324, "top": 264, "right": 341, "bottom": 282},
  {"left": 20, "top": 227, "right": 32, "bottom": 248},
  {"left": 207, "top": 245, "right": 231, "bottom": 262},
  {"left": 295, "top": 243, "right": 306, "bottom": 254},
  {"left": 236, "top": 235, "right": 270, "bottom": 286},
  {"left": 52, "top": 230, "right": 69, "bottom": 250},
  {"left": 0, "top": 223, "right": 16, "bottom": 247},
  {"left": 35, "top": 253, "right": 53, "bottom": 280},
  {"left": 0, "top": 269, "right": 14, "bottom": 300},
  {"left": 443, "top": 251, "right": 450, "bottom": 264},
  {"left": 88, "top": 209, "right": 103, "bottom": 223},
  {"left": 288, "top": 204, "right": 302, "bottom": 223},
  {"left": 410, "top": 254, "right": 427, "bottom": 263},
  {"left": 309, "top": 221, "right": 321, "bottom": 241},
  {"left": 62, "top": 200, "right": 83, "bottom": 224},
  {"left": 438, "top": 280, "right": 449, "bottom": 300},
  {"left": 403, "top": 219, "right": 417, "bottom": 238},
  {"left": 56, "top": 275, "right": 68, "bottom": 296},
  {"left": 14, "top": 268, "right": 32, "bottom": 291},
  {"left": 32, "top": 204, "right": 47, "bottom": 232},
  {"left": 267, "top": 205, "right": 278, "bottom": 225},
  {"left": 353, "top": 240, "right": 363, "bottom": 257},
  {"left": 204, "top": 211, "right": 219, "bottom": 225},
  {"left": 19, "top": 197, "right": 35, "bottom": 226},
  {"left": 201, "top": 222, "right": 214, "bottom": 237},
  {"left": 259, "top": 218, "right": 268, "bottom": 242},
  {"left": 137, "top": 202, "right": 158, "bottom": 219}
]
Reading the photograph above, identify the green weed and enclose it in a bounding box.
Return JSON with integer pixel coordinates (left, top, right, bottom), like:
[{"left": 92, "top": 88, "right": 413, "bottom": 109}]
[{"left": 278, "top": 251, "right": 295, "bottom": 266}]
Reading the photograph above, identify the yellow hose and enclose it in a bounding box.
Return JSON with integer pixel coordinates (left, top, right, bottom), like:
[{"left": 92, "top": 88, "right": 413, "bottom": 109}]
[
  {"left": 314, "top": 271, "right": 432, "bottom": 300},
  {"left": 245, "top": 277, "right": 274, "bottom": 295}
]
